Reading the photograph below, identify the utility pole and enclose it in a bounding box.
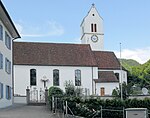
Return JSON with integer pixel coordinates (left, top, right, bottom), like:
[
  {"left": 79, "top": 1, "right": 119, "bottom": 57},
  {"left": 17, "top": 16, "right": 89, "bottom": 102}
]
[{"left": 120, "top": 43, "right": 123, "bottom": 100}]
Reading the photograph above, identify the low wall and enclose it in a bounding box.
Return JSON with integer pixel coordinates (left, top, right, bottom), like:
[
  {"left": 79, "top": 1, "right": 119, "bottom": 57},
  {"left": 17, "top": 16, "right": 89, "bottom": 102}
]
[{"left": 14, "top": 96, "right": 27, "bottom": 104}]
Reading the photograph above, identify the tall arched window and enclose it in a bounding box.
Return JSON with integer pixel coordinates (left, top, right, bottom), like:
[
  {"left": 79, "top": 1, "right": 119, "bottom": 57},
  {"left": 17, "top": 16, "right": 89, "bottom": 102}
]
[
  {"left": 30, "top": 69, "right": 36, "bottom": 86},
  {"left": 53, "top": 69, "right": 59, "bottom": 86},
  {"left": 75, "top": 69, "right": 81, "bottom": 86}
]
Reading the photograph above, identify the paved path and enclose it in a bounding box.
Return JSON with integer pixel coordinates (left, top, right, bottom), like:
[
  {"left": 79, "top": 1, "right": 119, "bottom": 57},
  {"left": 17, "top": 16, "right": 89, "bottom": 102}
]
[{"left": 0, "top": 104, "right": 62, "bottom": 118}]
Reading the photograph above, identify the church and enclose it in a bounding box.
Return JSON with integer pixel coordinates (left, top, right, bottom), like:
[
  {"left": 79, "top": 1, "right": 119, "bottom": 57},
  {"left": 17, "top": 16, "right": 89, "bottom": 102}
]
[{"left": 13, "top": 4, "right": 127, "bottom": 100}]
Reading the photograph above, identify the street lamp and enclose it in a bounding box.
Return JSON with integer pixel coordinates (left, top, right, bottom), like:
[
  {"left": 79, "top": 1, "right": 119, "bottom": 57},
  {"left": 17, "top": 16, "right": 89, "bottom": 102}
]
[{"left": 41, "top": 76, "right": 49, "bottom": 88}]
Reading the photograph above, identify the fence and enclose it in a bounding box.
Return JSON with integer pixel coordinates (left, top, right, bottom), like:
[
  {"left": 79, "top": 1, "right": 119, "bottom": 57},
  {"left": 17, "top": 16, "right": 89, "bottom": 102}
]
[{"left": 48, "top": 96, "right": 125, "bottom": 118}]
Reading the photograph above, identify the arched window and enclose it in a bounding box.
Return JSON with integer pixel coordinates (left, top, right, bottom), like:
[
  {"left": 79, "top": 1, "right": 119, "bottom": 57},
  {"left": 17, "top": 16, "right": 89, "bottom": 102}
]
[
  {"left": 53, "top": 69, "right": 59, "bottom": 86},
  {"left": 115, "top": 73, "right": 119, "bottom": 80},
  {"left": 91, "top": 23, "right": 97, "bottom": 32},
  {"left": 94, "top": 24, "right": 97, "bottom": 32},
  {"left": 91, "top": 24, "right": 94, "bottom": 32},
  {"left": 30, "top": 69, "right": 36, "bottom": 86},
  {"left": 75, "top": 69, "right": 81, "bottom": 86}
]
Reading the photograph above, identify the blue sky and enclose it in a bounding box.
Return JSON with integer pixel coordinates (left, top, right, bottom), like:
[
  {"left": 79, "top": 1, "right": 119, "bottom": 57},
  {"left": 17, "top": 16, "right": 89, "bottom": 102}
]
[{"left": 2, "top": 0, "right": 150, "bottom": 64}]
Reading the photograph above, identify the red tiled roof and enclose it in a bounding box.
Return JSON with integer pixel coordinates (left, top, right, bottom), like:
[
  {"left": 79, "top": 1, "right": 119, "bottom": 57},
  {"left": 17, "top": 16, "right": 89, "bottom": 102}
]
[
  {"left": 13, "top": 42, "right": 97, "bottom": 67},
  {"left": 94, "top": 71, "right": 119, "bottom": 83},
  {"left": 93, "top": 51, "right": 121, "bottom": 70}
]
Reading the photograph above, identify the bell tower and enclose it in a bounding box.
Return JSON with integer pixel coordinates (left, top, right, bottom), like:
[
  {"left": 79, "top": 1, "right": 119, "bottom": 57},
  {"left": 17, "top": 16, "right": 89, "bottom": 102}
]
[{"left": 81, "top": 4, "right": 104, "bottom": 51}]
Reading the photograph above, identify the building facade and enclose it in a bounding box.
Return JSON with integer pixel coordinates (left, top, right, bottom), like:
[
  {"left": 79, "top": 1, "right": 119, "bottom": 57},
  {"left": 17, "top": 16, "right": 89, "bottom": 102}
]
[
  {"left": 0, "top": 1, "right": 20, "bottom": 108},
  {"left": 13, "top": 4, "right": 127, "bottom": 101}
]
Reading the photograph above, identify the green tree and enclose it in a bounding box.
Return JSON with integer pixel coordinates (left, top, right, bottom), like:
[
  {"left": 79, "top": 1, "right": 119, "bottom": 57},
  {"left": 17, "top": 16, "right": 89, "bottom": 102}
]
[{"left": 48, "top": 86, "right": 63, "bottom": 97}]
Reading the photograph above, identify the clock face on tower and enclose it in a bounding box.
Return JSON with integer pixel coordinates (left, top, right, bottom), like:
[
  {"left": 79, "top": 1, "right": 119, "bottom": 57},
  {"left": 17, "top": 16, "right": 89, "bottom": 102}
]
[{"left": 91, "top": 35, "right": 98, "bottom": 42}]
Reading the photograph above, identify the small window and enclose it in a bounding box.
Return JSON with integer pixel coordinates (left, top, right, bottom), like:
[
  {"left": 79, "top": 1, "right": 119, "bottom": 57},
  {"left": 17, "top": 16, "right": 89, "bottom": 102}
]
[
  {"left": 91, "top": 24, "right": 94, "bottom": 32},
  {"left": 30, "top": 69, "right": 36, "bottom": 86},
  {"left": 0, "top": 83, "right": 3, "bottom": 99},
  {"left": 5, "top": 58, "right": 11, "bottom": 74},
  {"left": 0, "top": 53, "right": 3, "bottom": 69},
  {"left": 92, "top": 14, "right": 95, "bottom": 16},
  {"left": 5, "top": 31, "right": 11, "bottom": 50},
  {"left": 94, "top": 24, "right": 97, "bottom": 32},
  {"left": 0, "top": 25, "right": 3, "bottom": 41},
  {"left": 91, "top": 23, "right": 97, "bottom": 32},
  {"left": 75, "top": 69, "right": 81, "bottom": 86},
  {"left": 115, "top": 73, "right": 119, "bottom": 80},
  {"left": 53, "top": 69, "right": 59, "bottom": 86},
  {"left": 6, "top": 85, "right": 11, "bottom": 100}
]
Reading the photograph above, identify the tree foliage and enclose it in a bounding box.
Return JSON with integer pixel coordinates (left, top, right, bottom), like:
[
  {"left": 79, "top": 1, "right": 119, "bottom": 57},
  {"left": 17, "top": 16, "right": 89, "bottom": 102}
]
[{"left": 48, "top": 86, "right": 63, "bottom": 97}]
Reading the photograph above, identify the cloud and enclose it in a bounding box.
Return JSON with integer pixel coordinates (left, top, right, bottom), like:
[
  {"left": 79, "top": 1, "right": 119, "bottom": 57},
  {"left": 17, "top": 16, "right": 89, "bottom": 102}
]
[
  {"left": 114, "top": 47, "right": 150, "bottom": 64},
  {"left": 15, "top": 20, "right": 64, "bottom": 38}
]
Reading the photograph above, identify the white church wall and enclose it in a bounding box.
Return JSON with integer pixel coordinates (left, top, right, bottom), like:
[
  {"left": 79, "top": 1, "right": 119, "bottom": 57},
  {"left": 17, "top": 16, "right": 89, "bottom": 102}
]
[
  {"left": 95, "top": 82, "right": 119, "bottom": 96},
  {"left": 14, "top": 65, "right": 97, "bottom": 98},
  {"left": 0, "top": 20, "right": 13, "bottom": 108}
]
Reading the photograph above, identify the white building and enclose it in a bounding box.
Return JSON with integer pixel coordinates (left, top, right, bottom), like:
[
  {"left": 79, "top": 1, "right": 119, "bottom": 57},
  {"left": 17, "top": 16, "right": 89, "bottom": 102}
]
[
  {"left": 0, "top": 1, "right": 20, "bottom": 108},
  {"left": 13, "top": 4, "right": 127, "bottom": 100}
]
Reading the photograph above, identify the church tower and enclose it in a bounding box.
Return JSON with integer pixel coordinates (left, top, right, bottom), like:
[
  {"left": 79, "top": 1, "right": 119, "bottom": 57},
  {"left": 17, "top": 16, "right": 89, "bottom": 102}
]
[{"left": 81, "top": 4, "right": 104, "bottom": 51}]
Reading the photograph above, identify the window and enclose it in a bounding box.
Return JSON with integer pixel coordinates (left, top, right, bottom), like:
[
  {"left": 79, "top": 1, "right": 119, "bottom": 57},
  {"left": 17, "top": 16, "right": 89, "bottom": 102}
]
[
  {"left": 6, "top": 85, "right": 11, "bottom": 100},
  {"left": 91, "top": 23, "right": 97, "bottom": 32},
  {"left": 0, "top": 24, "right": 3, "bottom": 40},
  {"left": 91, "top": 24, "right": 94, "bottom": 32},
  {"left": 115, "top": 73, "right": 119, "bottom": 80},
  {"left": 0, "top": 53, "right": 3, "bottom": 69},
  {"left": 94, "top": 24, "right": 97, "bottom": 32},
  {"left": 75, "top": 69, "right": 81, "bottom": 86},
  {"left": 30, "top": 69, "right": 36, "bottom": 86},
  {"left": 0, "top": 83, "right": 3, "bottom": 99},
  {"left": 53, "top": 69, "right": 59, "bottom": 86},
  {"left": 5, "top": 31, "right": 11, "bottom": 50},
  {"left": 5, "top": 58, "right": 11, "bottom": 74}
]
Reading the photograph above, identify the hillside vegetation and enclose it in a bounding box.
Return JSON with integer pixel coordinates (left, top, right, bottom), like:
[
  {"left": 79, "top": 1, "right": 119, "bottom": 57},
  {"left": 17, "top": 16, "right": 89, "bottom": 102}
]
[{"left": 120, "top": 59, "right": 150, "bottom": 88}]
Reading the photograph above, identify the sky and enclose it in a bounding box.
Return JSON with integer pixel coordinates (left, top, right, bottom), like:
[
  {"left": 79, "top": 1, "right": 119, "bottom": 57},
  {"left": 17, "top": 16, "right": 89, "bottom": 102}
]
[{"left": 2, "top": 0, "right": 150, "bottom": 64}]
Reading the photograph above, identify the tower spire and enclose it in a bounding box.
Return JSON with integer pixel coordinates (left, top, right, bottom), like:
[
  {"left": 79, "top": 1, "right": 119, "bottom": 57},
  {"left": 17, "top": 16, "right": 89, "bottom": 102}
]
[{"left": 92, "top": 3, "right": 95, "bottom": 7}]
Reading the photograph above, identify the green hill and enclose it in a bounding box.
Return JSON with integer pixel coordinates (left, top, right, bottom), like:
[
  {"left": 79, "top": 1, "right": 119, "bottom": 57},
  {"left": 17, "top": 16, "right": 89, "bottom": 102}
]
[
  {"left": 119, "top": 59, "right": 140, "bottom": 71},
  {"left": 121, "top": 59, "right": 150, "bottom": 88}
]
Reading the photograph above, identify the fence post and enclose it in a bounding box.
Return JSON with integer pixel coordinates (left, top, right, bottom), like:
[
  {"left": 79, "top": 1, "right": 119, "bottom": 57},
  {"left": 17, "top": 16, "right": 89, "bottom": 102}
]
[
  {"left": 101, "top": 106, "right": 103, "bottom": 118},
  {"left": 45, "top": 88, "right": 48, "bottom": 104},
  {"left": 26, "top": 86, "right": 30, "bottom": 104},
  {"left": 123, "top": 107, "right": 125, "bottom": 118},
  {"left": 66, "top": 101, "right": 68, "bottom": 116}
]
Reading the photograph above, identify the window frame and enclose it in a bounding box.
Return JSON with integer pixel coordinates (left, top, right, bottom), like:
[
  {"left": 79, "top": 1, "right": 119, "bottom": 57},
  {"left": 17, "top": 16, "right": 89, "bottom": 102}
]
[
  {"left": 0, "top": 24, "right": 3, "bottom": 41},
  {"left": 0, "top": 53, "right": 3, "bottom": 69},
  {"left": 5, "top": 31, "right": 11, "bottom": 50},
  {"left": 75, "top": 69, "right": 81, "bottom": 86},
  {"left": 0, "top": 83, "right": 3, "bottom": 99},
  {"left": 5, "top": 58, "right": 11, "bottom": 74},
  {"left": 30, "top": 69, "right": 37, "bottom": 86},
  {"left": 53, "top": 69, "right": 59, "bottom": 86},
  {"left": 6, "top": 85, "right": 11, "bottom": 100}
]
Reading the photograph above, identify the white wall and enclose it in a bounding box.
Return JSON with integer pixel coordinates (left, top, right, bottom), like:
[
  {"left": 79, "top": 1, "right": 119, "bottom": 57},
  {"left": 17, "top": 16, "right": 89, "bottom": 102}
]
[
  {"left": 95, "top": 82, "right": 119, "bottom": 96},
  {"left": 14, "top": 65, "right": 97, "bottom": 100},
  {"left": 0, "top": 20, "right": 13, "bottom": 108},
  {"left": 14, "top": 96, "right": 27, "bottom": 104}
]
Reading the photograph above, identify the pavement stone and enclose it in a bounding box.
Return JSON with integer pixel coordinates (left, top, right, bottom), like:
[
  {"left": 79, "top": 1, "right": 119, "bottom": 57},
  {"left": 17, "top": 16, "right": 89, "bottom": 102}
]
[{"left": 0, "top": 104, "right": 60, "bottom": 118}]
